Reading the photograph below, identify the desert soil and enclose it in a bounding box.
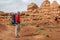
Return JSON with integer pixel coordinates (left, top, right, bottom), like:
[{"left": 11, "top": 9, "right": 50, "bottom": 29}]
[{"left": 0, "top": 23, "right": 60, "bottom": 40}]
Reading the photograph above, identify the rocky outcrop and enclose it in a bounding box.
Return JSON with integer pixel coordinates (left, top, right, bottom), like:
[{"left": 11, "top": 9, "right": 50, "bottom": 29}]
[
  {"left": 0, "top": 0, "right": 60, "bottom": 27},
  {"left": 51, "top": 1, "right": 59, "bottom": 9},
  {"left": 0, "top": 11, "right": 11, "bottom": 24},
  {"left": 40, "top": 0, "right": 50, "bottom": 9},
  {"left": 20, "top": 0, "right": 60, "bottom": 27},
  {"left": 27, "top": 3, "right": 38, "bottom": 11}
]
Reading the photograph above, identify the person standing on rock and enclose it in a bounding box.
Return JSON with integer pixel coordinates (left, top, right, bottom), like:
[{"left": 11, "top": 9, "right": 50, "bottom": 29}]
[{"left": 15, "top": 11, "right": 20, "bottom": 38}]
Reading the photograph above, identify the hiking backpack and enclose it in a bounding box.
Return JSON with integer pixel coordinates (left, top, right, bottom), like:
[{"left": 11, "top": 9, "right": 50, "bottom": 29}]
[
  {"left": 11, "top": 14, "right": 15, "bottom": 24},
  {"left": 15, "top": 14, "right": 20, "bottom": 24}
]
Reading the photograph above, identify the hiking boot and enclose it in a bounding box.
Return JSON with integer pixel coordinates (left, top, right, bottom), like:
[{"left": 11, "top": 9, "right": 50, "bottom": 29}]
[{"left": 15, "top": 35, "right": 20, "bottom": 38}]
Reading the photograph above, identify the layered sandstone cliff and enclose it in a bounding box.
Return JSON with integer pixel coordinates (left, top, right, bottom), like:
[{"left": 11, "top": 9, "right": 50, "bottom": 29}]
[
  {"left": 0, "top": 0, "right": 60, "bottom": 27},
  {"left": 20, "top": 0, "right": 60, "bottom": 27}
]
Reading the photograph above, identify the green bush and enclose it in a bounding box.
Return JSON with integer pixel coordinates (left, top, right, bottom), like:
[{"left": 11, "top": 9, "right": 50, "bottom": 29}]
[
  {"left": 7, "top": 21, "right": 16, "bottom": 26},
  {"left": 36, "top": 28, "right": 44, "bottom": 32},
  {"left": 43, "top": 34, "right": 49, "bottom": 38},
  {"left": 21, "top": 21, "right": 25, "bottom": 26}
]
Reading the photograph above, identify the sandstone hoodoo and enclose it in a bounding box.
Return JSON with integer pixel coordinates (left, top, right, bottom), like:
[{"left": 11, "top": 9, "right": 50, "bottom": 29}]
[
  {"left": 51, "top": 1, "right": 59, "bottom": 9},
  {"left": 27, "top": 3, "right": 38, "bottom": 11},
  {"left": 20, "top": 0, "right": 60, "bottom": 27},
  {"left": 40, "top": 0, "right": 50, "bottom": 9}
]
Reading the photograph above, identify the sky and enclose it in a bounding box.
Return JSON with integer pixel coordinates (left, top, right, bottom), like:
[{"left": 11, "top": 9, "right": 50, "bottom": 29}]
[{"left": 0, "top": 0, "right": 60, "bottom": 12}]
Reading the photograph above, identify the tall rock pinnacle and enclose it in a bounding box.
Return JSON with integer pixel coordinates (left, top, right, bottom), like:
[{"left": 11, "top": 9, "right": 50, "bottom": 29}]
[
  {"left": 45, "top": 0, "right": 48, "bottom": 1},
  {"left": 51, "top": 0, "right": 59, "bottom": 9},
  {"left": 40, "top": 0, "right": 50, "bottom": 9},
  {"left": 27, "top": 3, "right": 38, "bottom": 11}
]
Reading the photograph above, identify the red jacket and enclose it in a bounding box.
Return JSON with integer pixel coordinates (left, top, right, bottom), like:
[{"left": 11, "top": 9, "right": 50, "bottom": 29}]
[{"left": 15, "top": 14, "right": 20, "bottom": 23}]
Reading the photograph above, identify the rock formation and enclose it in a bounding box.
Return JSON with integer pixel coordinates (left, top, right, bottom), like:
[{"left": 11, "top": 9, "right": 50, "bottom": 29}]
[
  {"left": 27, "top": 3, "right": 38, "bottom": 11},
  {"left": 0, "top": 0, "right": 60, "bottom": 27},
  {"left": 20, "top": 0, "right": 60, "bottom": 27}
]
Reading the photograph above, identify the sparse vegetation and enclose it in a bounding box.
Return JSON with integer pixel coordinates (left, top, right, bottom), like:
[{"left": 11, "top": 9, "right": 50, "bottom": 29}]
[
  {"left": 47, "top": 25, "right": 55, "bottom": 28},
  {"left": 21, "top": 21, "right": 26, "bottom": 26},
  {"left": 30, "top": 22, "right": 37, "bottom": 25},
  {"left": 36, "top": 26, "right": 44, "bottom": 32},
  {"left": 7, "top": 21, "right": 16, "bottom": 26},
  {"left": 45, "top": 34, "right": 49, "bottom": 37},
  {"left": 57, "top": 25, "right": 60, "bottom": 28},
  {"left": 43, "top": 34, "right": 49, "bottom": 38}
]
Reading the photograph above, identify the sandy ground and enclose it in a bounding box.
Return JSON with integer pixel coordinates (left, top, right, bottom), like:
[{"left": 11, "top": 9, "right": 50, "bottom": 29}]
[{"left": 0, "top": 23, "right": 60, "bottom": 40}]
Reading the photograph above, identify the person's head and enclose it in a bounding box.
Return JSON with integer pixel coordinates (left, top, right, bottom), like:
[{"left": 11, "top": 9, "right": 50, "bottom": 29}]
[
  {"left": 17, "top": 11, "right": 20, "bottom": 15},
  {"left": 11, "top": 12, "right": 14, "bottom": 15}
]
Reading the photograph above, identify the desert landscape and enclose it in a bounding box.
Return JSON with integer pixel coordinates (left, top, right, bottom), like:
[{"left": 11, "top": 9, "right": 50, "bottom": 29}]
[{"left": 0, "top": 0, "right": 60, "bottom": 40}]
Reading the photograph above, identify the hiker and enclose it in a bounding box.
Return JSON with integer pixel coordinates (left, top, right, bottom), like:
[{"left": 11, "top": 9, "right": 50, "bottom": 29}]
[
  {"left": 11, "top": 12, "right": 15, "bottom": 24},
  {"left": 15, "top": 11, "right": 20, "bottom": 38}
]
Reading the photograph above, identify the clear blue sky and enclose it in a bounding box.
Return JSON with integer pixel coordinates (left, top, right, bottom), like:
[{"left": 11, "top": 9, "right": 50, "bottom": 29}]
[{"left": 0, "top": 0, "right": 60, "bottom": 12}]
